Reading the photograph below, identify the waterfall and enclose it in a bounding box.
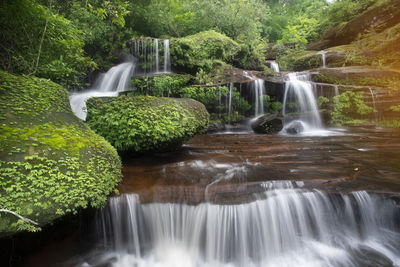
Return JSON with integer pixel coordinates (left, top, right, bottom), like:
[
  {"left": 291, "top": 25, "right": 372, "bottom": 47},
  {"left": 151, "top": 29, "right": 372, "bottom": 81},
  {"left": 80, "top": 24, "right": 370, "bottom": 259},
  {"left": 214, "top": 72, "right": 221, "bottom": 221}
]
[
  {"left": 317, "top": 51, "right": 327, "bottom": 68},
  {"left": 154, "top": 39, "right": 159, "bottom": 73},
  {"left": 130, "top": 38, "right": 171, "bottom": 74},
  {"left": 69, "top": 61, "right": 135, "bottom": 120},
  {"left": 228, "top": 83, "right": 233, "bottom": 124},
  {"left": 282, "top": 73, "right": 324, "bottom": 134},
  {"left": 254, "top": 79, "right": 265, "bottom": 117},
  {"left": 270, "top": 61, "right": 280, "bottom": 72},
  {"left": 163, "top": 39, "right": 171, "bottom": 73},
  {"left": 334, "top": 85, "right": 339, "bottom": 97},
  {"left": 368, "top": 87, "right": 378, "bottom": 123},
  {"left": 80, "top": 190, "right": 400, "bottom": 267}
]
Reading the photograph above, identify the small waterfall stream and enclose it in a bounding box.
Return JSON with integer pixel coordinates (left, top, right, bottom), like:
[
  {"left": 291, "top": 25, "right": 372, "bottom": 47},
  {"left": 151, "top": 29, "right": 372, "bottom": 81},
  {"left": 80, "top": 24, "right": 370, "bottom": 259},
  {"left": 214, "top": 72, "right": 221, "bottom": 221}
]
[
  {"left": 270, "top": 61, "right": 280, "bottom": 72},
  {"left": 282, "top": 73, "right": 324, "bottom": 134},
  {"left": 69, "top": 61, "right": 135, "bottom": 120},
  {"left": 317, "top": 51, "right": 327, "bottom": 68},
  {"left": 368, "top": 87, "right": 378, "bottom": 123},
  {"left": 253, "top": 79, "right": 265, "bottom": 117},
  {"left": 79, "top": 189, "right": 400, "bottom": 267},
  {"left": 163, "top": 39, "right": 171, "bottom": 73}
]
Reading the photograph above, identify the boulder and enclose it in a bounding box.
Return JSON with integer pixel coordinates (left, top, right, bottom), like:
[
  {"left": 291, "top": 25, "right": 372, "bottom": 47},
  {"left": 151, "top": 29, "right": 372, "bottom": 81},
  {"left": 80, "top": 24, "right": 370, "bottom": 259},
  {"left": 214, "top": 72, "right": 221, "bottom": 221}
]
[
  {"left": 251, "top": 114, "right": 283, "bottom": 134},
  {"left": 86, "top": 95, "right": 209, "bottom": 153},
  {"left": 0, "top": 71, "right": 122, "bottom": 237},
  {"left": 285, "top": 121, "right": 305, "bottom": 134}
]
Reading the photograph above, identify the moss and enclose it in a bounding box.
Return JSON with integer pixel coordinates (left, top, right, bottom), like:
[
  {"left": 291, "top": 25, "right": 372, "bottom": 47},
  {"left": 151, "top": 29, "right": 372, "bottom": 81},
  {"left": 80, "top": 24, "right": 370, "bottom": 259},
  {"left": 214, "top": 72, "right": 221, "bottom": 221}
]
[
  {"left": 86, "top": 95, "right": 209, "bottom": 153},
  {"left": 277, "top": 50, "right": 320, "bottom": 71},
  {"left": 170, "top": 30, "right": 240, "bottom": 74},
  {"left": 313, "top": 73, "right": 399, "bottom": 90},
  {"left": 0, "top": 71, "right": 121, "bottom": 237}
]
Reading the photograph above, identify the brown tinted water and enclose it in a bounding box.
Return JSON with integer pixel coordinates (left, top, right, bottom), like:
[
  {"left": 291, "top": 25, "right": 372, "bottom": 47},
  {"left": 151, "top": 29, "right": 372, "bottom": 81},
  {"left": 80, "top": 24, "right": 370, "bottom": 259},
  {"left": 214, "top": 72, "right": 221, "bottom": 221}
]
[
  {"left": 9, "top": 126, "right": 400, "bottom": 267},
  {"left": 120, "top": 127, "right": 400, "bottom": 204}
]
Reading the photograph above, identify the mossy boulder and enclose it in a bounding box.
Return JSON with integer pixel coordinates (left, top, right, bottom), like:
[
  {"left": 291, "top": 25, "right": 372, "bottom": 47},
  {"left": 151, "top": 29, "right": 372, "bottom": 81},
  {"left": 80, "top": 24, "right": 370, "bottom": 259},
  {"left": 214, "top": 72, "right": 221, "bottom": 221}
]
[
  {"left": 251, "top": 114, "right": 283, "bottom": 134},
  {"left": 86, "top": 95, "right": 209, "bottom": 153},
  {"left": 0, "top": 71, "right": 121, "bottom": 237},
  {"left": 170, "top": 30, "right": 240, "bottom": 74}
]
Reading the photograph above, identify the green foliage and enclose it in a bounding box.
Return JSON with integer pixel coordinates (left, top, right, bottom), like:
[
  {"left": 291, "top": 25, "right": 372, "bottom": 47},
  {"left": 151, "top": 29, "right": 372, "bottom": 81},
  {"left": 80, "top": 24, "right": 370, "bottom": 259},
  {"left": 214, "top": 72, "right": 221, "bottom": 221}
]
[
  {"left": 179, "top": 86, "right": 251, "bottom": 123},
  {"left": 131, "top": 74, "right": 192, "bottom": 97},
  {"left": 263, "top": 95, "right": 283, "bottom": 114},
  {"left": 128, "top": 0, "right": 270, "bottom": 42},
  {"left": 390, "top": 105, "right": 400, "bottom": 112},
  {"left": 86, "top": 96, "right": 209, "bottom": 153},
  {"left": 0, "top": 71, "right": 121, "bottom": 236},
  {"left": 277, "top": 49, "right": 320, "bottom": 71},
  {"left": 0, "top": 0, "right": 96, "bottom": 89},
  {"left": 317, "top": 96, "right": 330, "bottom": 107},
  {"left": 317, "top": 0, "right": 376, "bottom": 34},
  {"left": 331, "top": 91, "right": 374, "bottom": 125},
  {"left": 170, "top": 30, "right": 240, "bottom": 73}
]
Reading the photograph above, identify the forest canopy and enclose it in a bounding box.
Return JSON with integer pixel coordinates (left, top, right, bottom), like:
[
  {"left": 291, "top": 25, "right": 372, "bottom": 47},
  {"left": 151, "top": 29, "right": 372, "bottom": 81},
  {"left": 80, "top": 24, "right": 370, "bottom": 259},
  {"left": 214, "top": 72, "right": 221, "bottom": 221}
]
[{"left": 0, "top": 0, "right": 378, "bottom": 88}]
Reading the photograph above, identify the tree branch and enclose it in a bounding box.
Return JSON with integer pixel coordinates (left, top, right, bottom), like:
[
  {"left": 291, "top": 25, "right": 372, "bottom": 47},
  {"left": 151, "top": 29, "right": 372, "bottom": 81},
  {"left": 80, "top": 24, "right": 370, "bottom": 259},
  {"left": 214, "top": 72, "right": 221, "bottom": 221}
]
[
  {"left": 0, "top": 209, "right": 41, "bottom": 227},
  {"left": 30, "top": 0, "right": 53, "bottom": 76}
]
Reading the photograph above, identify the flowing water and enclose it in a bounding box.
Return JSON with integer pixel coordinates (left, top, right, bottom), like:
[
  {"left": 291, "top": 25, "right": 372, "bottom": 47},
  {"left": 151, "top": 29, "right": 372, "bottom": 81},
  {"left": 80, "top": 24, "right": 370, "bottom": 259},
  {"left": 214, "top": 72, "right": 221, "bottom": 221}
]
[
  {"left": 69, "top": 61, "right": 135, "bottom": 120},
  {"left": 317, "top": 51, "right": 327, "bottom": 68},
  {"left": 270, "top": 61, "right": 280, "bottom": 72},
  {"left": 282, "top": 73, "right": 327, "bottom": 135},
  {"left": 77, "top": 190, "right": 399, "bottom": 267},
  {"left": 253, "top": 79, "right": 265, "bottom": 117},
  {"left": 18, "top": 128, "right": 400, "bottom": 267},
  {"left": 163, "top": 39, "right": 171, "bottom": 73}
]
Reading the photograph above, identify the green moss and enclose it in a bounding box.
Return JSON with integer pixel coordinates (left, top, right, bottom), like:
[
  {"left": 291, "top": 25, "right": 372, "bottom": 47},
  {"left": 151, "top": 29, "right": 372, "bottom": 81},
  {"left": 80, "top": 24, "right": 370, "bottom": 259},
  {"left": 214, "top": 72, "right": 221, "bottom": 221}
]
[
  {"left": 0, "top": 71, "right": 121, "bottom": 236},
  {"left": 390, "top": 105, "right": 400, "bottom": 112},
  {"left": 170, "top": 30, "right": 240, "bottom": 74},
  {"left": 277, "top": 50, "right": 320, "bottom": 71},
  {"left": 313, "top": 73, "right": 399, "bottom": 90},
  {"left": 86, "top": 95, "right": 209, "bottom": 153}
]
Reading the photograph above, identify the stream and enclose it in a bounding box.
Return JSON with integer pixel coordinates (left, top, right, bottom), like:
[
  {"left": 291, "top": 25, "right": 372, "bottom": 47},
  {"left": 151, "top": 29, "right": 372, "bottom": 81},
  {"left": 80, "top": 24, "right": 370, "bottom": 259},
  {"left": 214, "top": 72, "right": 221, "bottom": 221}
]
[{"left": 21, "top": 127, "right": 400, "bottom": 267}]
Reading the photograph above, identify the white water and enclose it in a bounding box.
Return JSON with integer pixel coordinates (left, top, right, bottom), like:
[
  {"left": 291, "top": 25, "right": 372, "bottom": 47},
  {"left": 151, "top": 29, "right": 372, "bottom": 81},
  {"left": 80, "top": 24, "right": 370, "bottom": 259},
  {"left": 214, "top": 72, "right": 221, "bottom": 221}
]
[
  {"left": 334, "top": 85, "right": 339, "bottom": 97},
  {"left": 69, "top": 61, "right": 135, "bottom": 120},
  {"left": 243, "top": 72, "right": 265, "bottom": 118},
  {"left": 270, "top": 61, "right": 280, "bottom": 72},
  {"left": 228, "top": 83, "right": 234, "bottom": 124},
  {"left": 130, "top": 38, "right": 171, "bottom": 74},
  {"left": 79, "top": 190, "right": 400, "bottom": 267},
  {"left": 317, "top": 51, "right": 327, "bottom": 68},
  {"left": 368, "top": 87, "right": 378, "bottom": 123},
  {"left": 163, "top": 39, "right": 171, "bottom": 73},
  {"left": 254, "top": 79, "right": 265, "bottom": 117},
  {"left": 282, "top": 73, "right": 325, "bottom": 135}
]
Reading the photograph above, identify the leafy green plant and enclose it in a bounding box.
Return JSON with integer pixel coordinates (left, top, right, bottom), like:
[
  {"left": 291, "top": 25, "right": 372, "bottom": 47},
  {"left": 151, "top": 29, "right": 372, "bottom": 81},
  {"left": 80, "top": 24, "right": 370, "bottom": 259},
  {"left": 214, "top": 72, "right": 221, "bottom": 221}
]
[
  {"left": 86, "top": 95, "right": 209, "bottom": 153},
  {"left": 331, "top": 91, "right": 374, "bottom": 125}
]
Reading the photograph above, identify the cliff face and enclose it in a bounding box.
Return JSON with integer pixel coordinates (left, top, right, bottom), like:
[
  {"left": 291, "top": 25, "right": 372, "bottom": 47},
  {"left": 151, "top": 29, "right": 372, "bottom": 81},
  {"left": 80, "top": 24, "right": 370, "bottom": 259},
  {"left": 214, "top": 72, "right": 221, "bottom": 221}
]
[{"left": 308, "top": 0, "right": 400, "bottom": 51}]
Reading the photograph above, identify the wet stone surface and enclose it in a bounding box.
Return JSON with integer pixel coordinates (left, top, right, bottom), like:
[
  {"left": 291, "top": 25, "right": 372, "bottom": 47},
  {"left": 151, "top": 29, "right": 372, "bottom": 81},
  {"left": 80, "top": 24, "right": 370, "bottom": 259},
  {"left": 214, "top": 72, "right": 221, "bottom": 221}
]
[{"left": 119, "top": 126, "right": 400, "bottom": 204}]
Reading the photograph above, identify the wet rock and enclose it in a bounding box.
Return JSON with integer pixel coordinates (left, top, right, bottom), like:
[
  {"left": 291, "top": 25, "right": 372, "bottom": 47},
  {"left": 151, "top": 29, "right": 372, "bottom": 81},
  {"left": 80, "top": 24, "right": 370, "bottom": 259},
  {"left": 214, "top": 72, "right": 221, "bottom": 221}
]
[
  {"left": 208, "top": 121, "right": 226, "bottom": 133},
  {"left": 285, "top": 121, "right": 304, "bottom": 134},
  {"left": 251, "top": 114, "right": 283, "bottom": 134}
]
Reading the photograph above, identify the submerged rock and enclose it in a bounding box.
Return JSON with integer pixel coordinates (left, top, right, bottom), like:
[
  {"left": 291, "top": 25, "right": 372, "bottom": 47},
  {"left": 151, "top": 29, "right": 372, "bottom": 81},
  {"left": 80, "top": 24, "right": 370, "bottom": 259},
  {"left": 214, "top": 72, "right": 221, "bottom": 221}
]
[
  {"left": 285, "top": 121, "right": 305, "bottom": 134},
  {"left": 86, "top": 95, "right": 209, "bottom": 153},
  {"left": 251, "top": 114, "right": 283, "bottom": 134},
  {"left": 0, "top": 71, "right": 122, "bottom": 237}
]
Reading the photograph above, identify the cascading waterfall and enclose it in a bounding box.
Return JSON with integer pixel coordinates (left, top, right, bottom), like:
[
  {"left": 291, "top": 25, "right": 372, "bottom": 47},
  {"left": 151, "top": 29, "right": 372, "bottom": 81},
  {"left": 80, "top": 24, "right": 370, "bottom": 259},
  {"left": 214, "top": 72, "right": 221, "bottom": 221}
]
[
  {"left": 79, "top": 188, "right": 400, "bottom": 267},
  {"left": 69, "top": 61, "right": 135, "bottom": 120},
  {"left": 163, "top": 39, "right": 171, "bottom": 73},
  {"left": 368, "top": 87, "right": 378, "bottom": 123},
  {"left": 228, "top": 83, "right": 233, "bottom": 124},
  {"left": 282, "top": 73, "right": 324, "bottom": 134},
  {"left": 254, "top": 79, "right": 265, "bottom": 117},
  {"left": 317, "top": 51, "right": 327, "bottom": 68},
  {"left": 270, "top": 61, "right": 280, "bottom": 72},
  {"left": 130, "top": 38, "right": 171, "bottom": 74},
  {"left": 334, "top": 85, "right": 339, "bottom": 97}
]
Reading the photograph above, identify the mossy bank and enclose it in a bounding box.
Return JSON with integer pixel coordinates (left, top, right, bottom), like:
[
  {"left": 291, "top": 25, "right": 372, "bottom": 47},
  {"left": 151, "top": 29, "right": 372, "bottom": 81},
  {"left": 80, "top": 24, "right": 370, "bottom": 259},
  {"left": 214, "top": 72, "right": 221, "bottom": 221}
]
[
  {"left": 0, "top": 71, "right": 122, "bottom": 237},
  {"left": 86, "top": 95, "right": 209, "bottom": 153}
]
